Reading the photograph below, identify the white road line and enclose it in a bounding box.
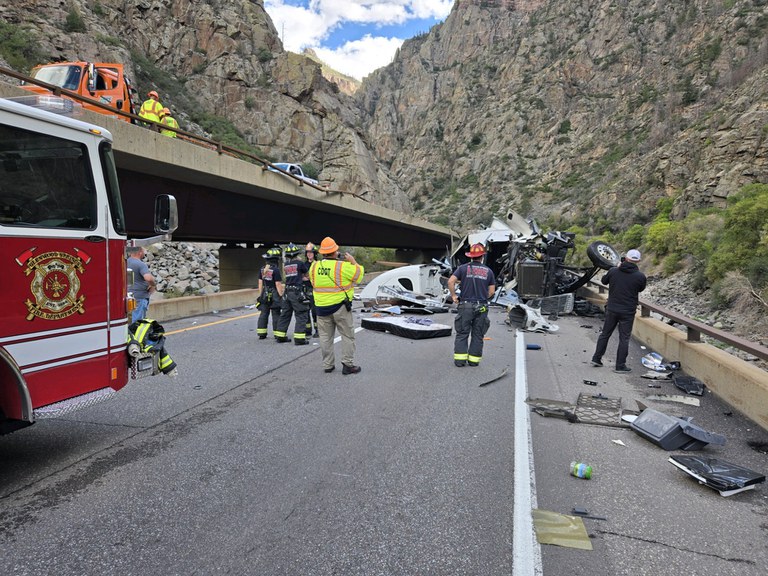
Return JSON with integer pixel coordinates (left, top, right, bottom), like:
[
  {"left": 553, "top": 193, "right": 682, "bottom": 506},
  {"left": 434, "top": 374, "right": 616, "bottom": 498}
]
[{"left": 513, "top": 330, "right": 543, "bottom": 575}]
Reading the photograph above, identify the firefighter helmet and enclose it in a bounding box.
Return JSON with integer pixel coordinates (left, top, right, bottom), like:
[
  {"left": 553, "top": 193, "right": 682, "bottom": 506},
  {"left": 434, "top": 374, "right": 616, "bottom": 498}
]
[
  {"left": 318, "top": 237, "right": 339, "bottom": 255},
  {"left": 264, "top": 247, "right": 282, "bottom": 260},
  {"left": 465, "top": 243, "right": 486, "bottom": 258},
  {"left": 284, "top": 242, "right": 301, "bottom": 256},
  {"left": 305, "top": 242, "right": 318, "bottom": 254}
]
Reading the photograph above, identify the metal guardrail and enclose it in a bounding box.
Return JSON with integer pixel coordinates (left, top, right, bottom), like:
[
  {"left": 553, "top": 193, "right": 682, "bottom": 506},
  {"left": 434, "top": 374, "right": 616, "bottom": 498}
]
[
  {"left": 0, "top": 65, "right": 365, "bottom": 200},
  {"left": 591, "top": 282, "right": 768, "bottom": 362}
]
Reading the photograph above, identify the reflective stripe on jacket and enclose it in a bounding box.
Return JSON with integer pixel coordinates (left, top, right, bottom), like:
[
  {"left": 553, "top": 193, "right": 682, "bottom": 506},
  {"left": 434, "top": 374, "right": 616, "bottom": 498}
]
[
  {"left": 139, "top": 99, "right": 163, "bottom": 123},
  {"left": 309, "top": 259, "right": 364, "bottom": 307}
]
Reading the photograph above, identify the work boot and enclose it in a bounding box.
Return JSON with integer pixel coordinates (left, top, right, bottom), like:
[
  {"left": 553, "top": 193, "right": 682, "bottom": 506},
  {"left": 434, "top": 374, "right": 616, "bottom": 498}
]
[
  {"left": 294, "top": 339, "right": 309, "bottom": 346},
  {"left": 313, "top": 330, "right": 319, "bottom": 338},
  {"left": 591, "top": 359, "right": 603, "bottom": 367},
  {"left": 258, "top": 335, "right": 267, "bottom": 340},
  {"left": 275, "top": 336, "right": 289, "bottom": 343},
  {"left": 467, "top": 361, "right": 479, "bottom": 367},
  {"left": 613, "top": 365, "right": 631, "bottom": 373},
  {"left": 324, "top": 366, "right": 335, "bottom": 373},
  {"left": 454, "top": 360, "right": 466, "bottom": 367},
  {"left": 342, "top": 364, "right": 361, "bottom": 375}
]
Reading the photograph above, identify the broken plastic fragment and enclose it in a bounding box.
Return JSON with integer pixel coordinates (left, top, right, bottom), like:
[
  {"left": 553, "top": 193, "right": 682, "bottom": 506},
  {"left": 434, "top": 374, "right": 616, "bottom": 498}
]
[{"left": 532, "top": 509, "right": 593, "bottom": 550}]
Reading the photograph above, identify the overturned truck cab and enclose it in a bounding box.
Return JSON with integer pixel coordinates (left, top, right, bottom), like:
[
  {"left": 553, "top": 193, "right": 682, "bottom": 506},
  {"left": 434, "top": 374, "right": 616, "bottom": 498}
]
[
  {"left": 452, "top": 211, "right": 620, "bottom": 302},
  {"left": 360, "top": 211, "right": 620, "bottom": 311}
]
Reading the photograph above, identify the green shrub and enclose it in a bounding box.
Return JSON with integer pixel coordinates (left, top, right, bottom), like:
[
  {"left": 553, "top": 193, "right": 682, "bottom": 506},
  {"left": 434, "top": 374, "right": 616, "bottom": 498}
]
[
  {"left": 302, "top": 162, "right": 320, "bottom": 180},
  {"left": 0, "top": 21, "right": 46, "bottom": 72},
  {"left": 621, "top": 224, "right": 645, "bottom": 248},
  {"left": 257, "top": 48, "right": 272, "bottom": 63},
  {"left": 706, "top": 184, "right": 768, "bottom": 281},
  {"left": 645, "top": 220, "right": 681, "bottom": 255},
  {"left": 64, "top": 6, "right": 87, "bottom": 33}
]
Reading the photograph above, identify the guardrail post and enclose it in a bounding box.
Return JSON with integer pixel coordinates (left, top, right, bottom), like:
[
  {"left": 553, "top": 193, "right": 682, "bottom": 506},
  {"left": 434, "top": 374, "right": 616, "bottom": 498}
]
[
  {"left": 640, "top": 304, "right": 651, "bottom": 317},
  {"left": 687, "top": 327, "right": 701, "bottom": 342}
]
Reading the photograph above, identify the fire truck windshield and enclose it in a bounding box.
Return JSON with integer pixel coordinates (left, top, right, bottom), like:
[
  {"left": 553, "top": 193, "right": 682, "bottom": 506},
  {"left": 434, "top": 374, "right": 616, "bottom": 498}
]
[
  {"left": 0, "top": 123, "right": 96, "bottom": 230},
  {"left": 31, "top": 64, "right": 82, "bottom": 91}
]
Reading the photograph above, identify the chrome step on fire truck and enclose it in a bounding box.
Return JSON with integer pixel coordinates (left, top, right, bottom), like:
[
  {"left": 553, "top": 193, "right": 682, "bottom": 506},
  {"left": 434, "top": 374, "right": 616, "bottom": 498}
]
[{"left": 0, "top": 95, "right": 178, "bottom": 435}]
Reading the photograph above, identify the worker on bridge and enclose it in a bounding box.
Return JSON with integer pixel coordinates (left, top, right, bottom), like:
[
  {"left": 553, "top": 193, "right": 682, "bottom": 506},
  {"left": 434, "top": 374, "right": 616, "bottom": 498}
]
[
  {"left": 159, "top": 107, "right": 179, "bottom": 137},
  {"left": 139, "top": 90, "right": 163, "bottom": 129},
  {"left": 275, "top": 243, "right": 310, "bottom": 345}
]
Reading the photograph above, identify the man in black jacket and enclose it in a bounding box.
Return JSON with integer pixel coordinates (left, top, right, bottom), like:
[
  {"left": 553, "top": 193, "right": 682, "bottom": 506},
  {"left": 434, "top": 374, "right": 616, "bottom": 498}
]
[{"left": 591, "top": 249, "right": 647, "bottom": 373}]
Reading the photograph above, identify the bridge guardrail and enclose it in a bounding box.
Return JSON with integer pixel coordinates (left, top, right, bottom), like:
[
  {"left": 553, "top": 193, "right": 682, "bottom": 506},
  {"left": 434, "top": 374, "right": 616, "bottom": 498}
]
[
  {"left": 589, "top": 281, "right": 768, "bottom": 362},
  {"left": 0, "top": 66, "right": 366, "bottom": 200}
]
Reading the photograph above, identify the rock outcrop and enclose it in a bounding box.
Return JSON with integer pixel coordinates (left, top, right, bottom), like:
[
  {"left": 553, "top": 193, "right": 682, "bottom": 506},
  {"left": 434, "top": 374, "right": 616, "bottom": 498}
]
[{"left": 3, "top": 0, "right": 767, "bottom": 231}]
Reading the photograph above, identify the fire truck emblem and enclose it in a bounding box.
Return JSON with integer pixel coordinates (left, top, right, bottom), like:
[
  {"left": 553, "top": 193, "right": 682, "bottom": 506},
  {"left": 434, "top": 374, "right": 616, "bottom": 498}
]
[{"left": 17, "top": 247, "right": 91, "bottom": 321}]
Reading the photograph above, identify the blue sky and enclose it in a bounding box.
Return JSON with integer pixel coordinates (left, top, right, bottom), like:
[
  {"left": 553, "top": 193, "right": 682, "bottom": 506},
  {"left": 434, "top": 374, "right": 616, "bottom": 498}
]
[{"left": 264, "top": 1, "right": 454, "bottom": 81}]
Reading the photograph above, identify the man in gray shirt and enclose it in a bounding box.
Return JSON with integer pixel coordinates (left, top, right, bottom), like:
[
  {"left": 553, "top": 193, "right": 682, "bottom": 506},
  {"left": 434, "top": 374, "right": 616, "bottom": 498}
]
[{"left": 127, "top": 246, "right": 156, "bottom": 322}]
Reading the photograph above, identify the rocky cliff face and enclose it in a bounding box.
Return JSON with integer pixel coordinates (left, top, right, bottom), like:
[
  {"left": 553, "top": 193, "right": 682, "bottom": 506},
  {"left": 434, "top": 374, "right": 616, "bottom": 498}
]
[
  {"left": 3, "top": 0, "right": 767, "bottom": 235},
  {"left": 0, "top": 0, "right": 409, "bottom": 211},
  {"left": 358, "top": 0, "right": 768, "bottom": 229}
]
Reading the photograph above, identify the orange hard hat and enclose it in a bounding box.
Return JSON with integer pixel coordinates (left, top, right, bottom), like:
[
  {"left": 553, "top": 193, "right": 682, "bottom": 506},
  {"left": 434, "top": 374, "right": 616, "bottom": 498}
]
[
  {"left": 318, "top": 237, "right": 339, "bottom": 255},
  {"left": 465, "top": 243, "right": 486, "bottom": 258},
  {"left": 161, "top": 107, "right": 170, "bottom": 116},
  {"left": 148, "top": 90, "right": 159, "bottom": 99}
]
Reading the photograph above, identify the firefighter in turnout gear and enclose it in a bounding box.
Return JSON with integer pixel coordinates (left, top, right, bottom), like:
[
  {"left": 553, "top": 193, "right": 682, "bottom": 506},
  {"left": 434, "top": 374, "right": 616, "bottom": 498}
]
[
  {"left": 303, "top": 242, "right": 319, "bottom": 338},
  {"left": 128, "top": 318, "right": 178, "bottom": 377},
  {"left": 275, "top": 243, "right": 311, "bottom": 345},
  {"left": 448, "top": 244, "right": 496, "bottom": 367},
  {"left": 256, "top": 247, "right": 284, "bottom": 340},
  {"left": 309, "top": 237, "right": 364, "bottom": 375}
]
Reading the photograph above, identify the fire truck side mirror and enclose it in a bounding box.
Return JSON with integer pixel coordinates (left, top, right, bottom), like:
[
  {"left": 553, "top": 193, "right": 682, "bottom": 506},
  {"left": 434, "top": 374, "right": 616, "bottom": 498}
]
[{"left": 154, "top": 194, "right": 178, "bottom": 234}]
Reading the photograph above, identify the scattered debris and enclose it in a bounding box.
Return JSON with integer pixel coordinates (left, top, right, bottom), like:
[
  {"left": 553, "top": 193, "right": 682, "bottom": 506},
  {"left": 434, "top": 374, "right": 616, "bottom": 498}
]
[
  {"left": 532, "top": 509, "right": 593, "bottom": 550},
  {"left": 641, "top": 370, "right": 672, "bottom": 380},
  {"left": 611, "top": 439, "right": 627, "bottom": 447},
  {"left": 583, "top": 379, "right": 598, "bottom": 386},
  {"left": 630, "top": 408, "right": 726, "bottom": 451},
  {"left": 570, "top": 461, "right": 593, "bottom": 479},
  {"left": 506, "top": 303, "right": 560, "bottom": 332},
  {"left": 669, "top": 455, "right": 765, "bottom": 497},
  {"left": 646, "top": 394, "right": 701, "bottom": 407},
  {"left": 528, "top": 394, "right": 629, "bottom": 427},
  {"left": 641, "top": 352, "right": 681, "bottom": 372},
  {"left": 479, "top": 368, "right": 509, "bottom": 388},
  {"left": 526, "top": 343, "right": 542, "bottom": 350},
  {"left": 621, "top": 414, "right": 638, "bottom": 424},
  {"left": 672, "top": 374, "right": 706, "bottom": 396},
  {"left": 571, "top": 507, "right": 607, "bottom": 521},
  {"left": 361, "top": 316, "right": 452, "bottom": 339},
  {"left": 647, "top": 383, "right": 662, "bottom": 389}
]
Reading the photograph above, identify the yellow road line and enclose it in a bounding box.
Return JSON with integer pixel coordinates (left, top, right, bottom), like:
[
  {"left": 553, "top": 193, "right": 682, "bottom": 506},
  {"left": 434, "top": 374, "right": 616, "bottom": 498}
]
[{"left": 165, "top": 312, "right": 259, "bottom": 335}]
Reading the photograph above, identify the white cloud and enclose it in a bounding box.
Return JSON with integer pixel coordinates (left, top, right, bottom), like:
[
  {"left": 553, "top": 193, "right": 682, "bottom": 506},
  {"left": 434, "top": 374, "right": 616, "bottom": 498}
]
[
  {"left": 264, "top": 1, "right": 453, "bottom": 80},
  {"left": 313, "top": 35, "right": 405, "bottom": 80}
]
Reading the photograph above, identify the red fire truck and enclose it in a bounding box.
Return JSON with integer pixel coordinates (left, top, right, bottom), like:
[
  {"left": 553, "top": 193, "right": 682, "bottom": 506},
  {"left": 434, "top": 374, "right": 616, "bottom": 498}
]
[{"left": 0, "top": 95, "right": 177, "bottom": 435}]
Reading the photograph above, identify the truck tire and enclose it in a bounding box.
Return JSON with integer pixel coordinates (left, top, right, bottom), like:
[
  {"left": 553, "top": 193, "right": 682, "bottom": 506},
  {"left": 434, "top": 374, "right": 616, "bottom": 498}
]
[{"left": 587, "top": 241, "right": 620, "bottom": 270}]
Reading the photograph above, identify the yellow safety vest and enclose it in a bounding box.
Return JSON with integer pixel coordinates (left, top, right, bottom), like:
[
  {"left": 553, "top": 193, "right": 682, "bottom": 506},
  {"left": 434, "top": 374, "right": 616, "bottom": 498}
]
[
  {"left": 160, "top": 116, "right": 179, "bottom": 137},
  {"left": 139, "top": 99, "right": 163, "bottom": 123},
  {"left": 309, "top": 259, "right": 364, "bottom": 307}
]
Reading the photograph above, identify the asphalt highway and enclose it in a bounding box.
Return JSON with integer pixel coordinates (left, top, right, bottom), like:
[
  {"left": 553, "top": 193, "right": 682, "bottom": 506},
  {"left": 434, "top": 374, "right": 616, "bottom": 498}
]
[{"left": 1, "top": 303, "right": 767, "bottom": 575}]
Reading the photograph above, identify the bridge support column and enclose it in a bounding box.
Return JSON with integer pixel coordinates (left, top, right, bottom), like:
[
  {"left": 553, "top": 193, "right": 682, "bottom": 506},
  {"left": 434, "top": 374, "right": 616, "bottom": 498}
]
[{"left": 219, "top": 245, "right": 263, "bottom": 291}]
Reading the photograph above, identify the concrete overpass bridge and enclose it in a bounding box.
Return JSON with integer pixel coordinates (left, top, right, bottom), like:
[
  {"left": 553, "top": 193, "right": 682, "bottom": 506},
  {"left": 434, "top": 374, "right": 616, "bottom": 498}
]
[{"left": 1, "top": 77, "right": 453, "bottom": 289}]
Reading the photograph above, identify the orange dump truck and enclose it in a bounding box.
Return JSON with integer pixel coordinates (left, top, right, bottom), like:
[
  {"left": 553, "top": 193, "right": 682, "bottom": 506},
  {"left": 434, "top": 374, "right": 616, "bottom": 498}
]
[{"left": 22, "top": 61, "right": 137, "bottom": 121}]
